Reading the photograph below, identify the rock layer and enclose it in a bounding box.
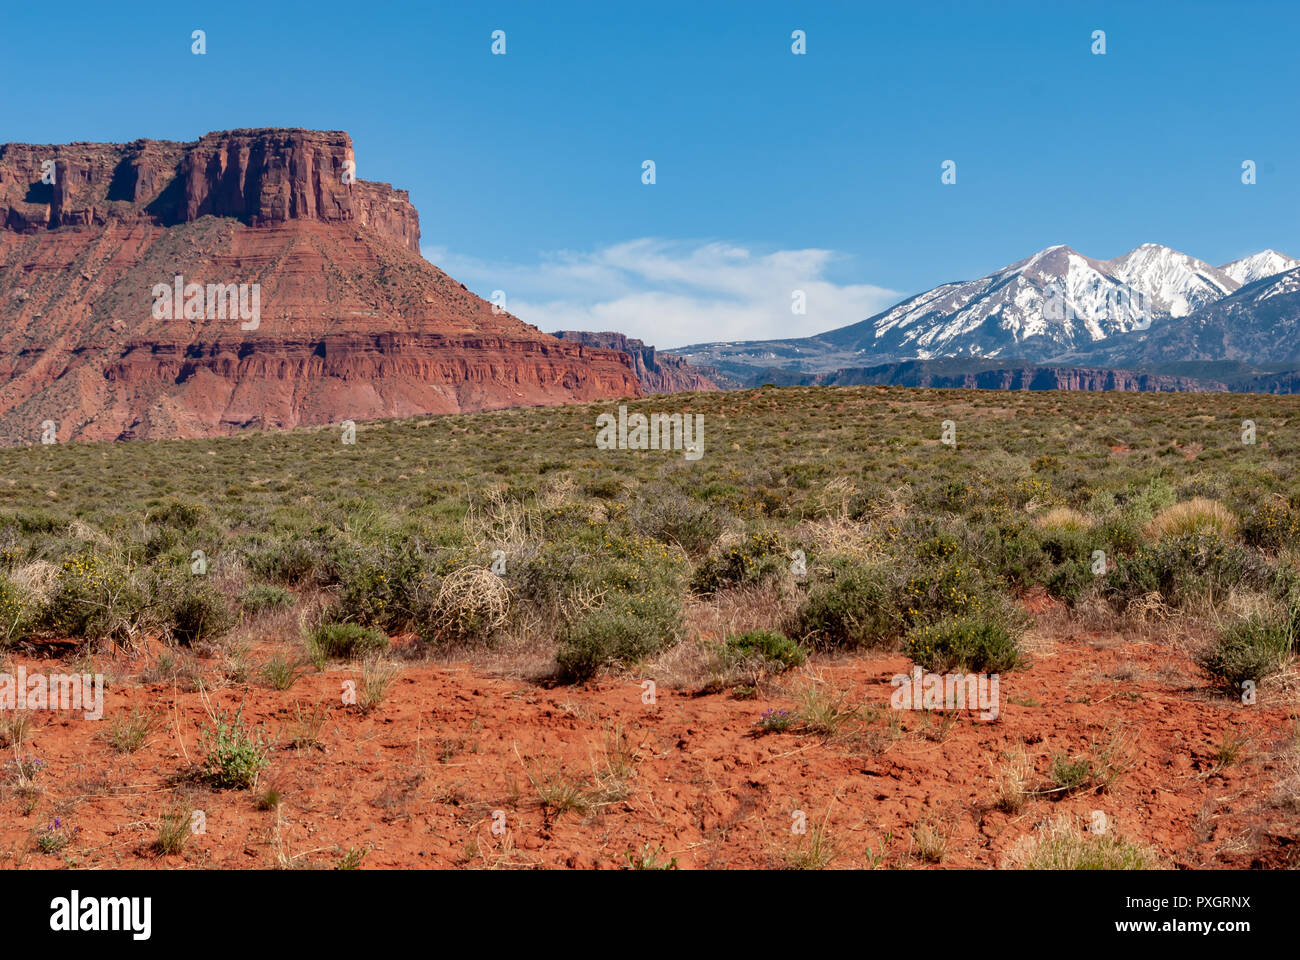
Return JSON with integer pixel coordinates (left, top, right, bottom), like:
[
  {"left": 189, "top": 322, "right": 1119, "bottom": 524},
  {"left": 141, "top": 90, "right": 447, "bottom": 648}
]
[
  {"left": 0, "top": 129, "right": 639, "bottom": 443},
  {"left": 552, "top": 331, "right": 719, "bottom": 394}
]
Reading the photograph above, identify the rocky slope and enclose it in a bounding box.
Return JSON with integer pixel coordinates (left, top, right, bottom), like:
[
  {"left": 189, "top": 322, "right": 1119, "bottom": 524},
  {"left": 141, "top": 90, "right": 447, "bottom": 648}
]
[
  {"left": 551, "top": 331, "right": 719, "bottom": 393},
  {"left": 0, "top": 129, "right": 640, "bottom": 444}
]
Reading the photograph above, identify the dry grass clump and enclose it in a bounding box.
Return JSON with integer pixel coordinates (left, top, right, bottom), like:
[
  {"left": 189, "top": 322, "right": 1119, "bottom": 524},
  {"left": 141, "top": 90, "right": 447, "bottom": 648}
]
[
  {"left": 6, "top": 561, "right": 58, "bottom": 607},
  {"left": 1144, "top": 498, "right": 1239, "bottom": 542},
  {"left": 796, "top": 516, "right": 886, "bottom": 566},
  {"left": 1034, "top": 507, "right": 1092, "bottom": 533},
  {"left": 993, "top": 746, "right": 1034, "bottom": 813},
  {"left": 1001, "top": 815, "right": 1161, "bottom": 870}
]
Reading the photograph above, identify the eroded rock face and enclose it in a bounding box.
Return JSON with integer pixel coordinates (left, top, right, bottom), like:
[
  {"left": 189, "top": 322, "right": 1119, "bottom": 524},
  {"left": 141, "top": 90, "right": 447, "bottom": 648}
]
[
  {"left": 0, "top": 129, "right": 640, "bottom": 444},
  {"left": 552, "top": 331, "right": 719, "bottom": 394}
]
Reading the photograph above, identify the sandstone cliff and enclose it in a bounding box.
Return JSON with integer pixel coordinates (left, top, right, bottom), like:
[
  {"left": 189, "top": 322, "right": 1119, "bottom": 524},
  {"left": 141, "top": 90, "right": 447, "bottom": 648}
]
[
  {"left": 0, "top": 129, "right": 640, "bottom": 444},
  {"left": 551, "top": 331, "right": 719, "bottom": 394}
]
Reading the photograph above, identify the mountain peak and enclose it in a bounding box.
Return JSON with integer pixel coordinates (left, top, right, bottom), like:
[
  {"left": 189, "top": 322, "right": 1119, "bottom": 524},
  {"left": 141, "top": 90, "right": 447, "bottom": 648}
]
[
  {"left": 1100, "top": 244, "right": 1237, "bottom": 316},
  {"left": 1220, "top": 249, "right": 1300, "bottom": 286}
]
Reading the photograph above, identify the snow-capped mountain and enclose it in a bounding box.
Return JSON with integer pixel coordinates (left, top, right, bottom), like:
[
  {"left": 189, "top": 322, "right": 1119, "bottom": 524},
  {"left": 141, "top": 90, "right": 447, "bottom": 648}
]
[
  {"left": 1083, "top": 265, "right": 1300, "bottom": 366},
  {"left": 676, "top": 242, "right": 1280, "bottom": 374},
  {"left": 860, "top": 245, "right": 1156, "bottom": 360},
  {"left": 1102, "top": 243, "right": 1237, "bottom": 317},
  {"left": 1219, "top": 249, "right": 1300, "bottom": 286}
]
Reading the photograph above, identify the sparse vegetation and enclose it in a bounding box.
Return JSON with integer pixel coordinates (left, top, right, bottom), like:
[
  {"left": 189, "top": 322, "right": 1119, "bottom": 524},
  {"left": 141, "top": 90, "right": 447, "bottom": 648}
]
[
  {"left": 153, "top": 802, "right": 194, "bottom": 856},
  {"left": 307, "top": 622, "right": 390, "bottom": 662},
  {"left": 198, "top": 709, "right": 269, "bottom": 790},
  {"left": 1003, "top": 816, "right": 1161, "bottom": 870},
  {"left": 3, "top": 385, "right": 1300, "bottom": 870}
]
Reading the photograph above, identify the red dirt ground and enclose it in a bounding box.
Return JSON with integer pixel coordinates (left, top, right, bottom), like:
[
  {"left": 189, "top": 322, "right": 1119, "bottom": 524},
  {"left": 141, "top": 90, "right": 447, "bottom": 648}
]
[{"left": 2, "top": 607, "right": 1296, "bottom": 870}]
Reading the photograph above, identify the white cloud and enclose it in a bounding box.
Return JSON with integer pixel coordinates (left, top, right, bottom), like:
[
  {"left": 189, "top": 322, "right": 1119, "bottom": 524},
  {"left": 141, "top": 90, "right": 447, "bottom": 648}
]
[{"left": 420, "top": 238, "right": 901, "bottom": 349}]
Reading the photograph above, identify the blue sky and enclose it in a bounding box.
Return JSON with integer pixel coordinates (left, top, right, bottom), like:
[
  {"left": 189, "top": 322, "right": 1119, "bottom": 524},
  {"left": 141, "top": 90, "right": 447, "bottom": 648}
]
[{"left": 3, "top": 0, "right": 1297, "bottom": 347}]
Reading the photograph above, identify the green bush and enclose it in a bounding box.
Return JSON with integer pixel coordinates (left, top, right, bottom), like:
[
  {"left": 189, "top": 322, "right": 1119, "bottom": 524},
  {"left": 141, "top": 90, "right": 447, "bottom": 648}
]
[
  {"left": 307, "top": 621, "right": 390, "bottom": 661},
  {"left": 1197, "top": 616, "right": 1292, "bottom": 690},
  {"left": 799, "top": 563, "right": 898, "bottom": 649},
  {"left": 0, "top": 575, "right": 27, "bottom": 647},
  {"left": 247, "top": 531, "right": 346, "bottom": 586},
  {"left": 980, "top": 523, "right": 1051, "bottom": 589},
  {"left": 198, "top": 710, "right": 269, "bottom": 789},
  {"left": 724, "top": 630, "right": 806, "bottom": 670},
  {"left": 1241, "top": 501, "right": 1300, "bottom": 551},
  {"left": 628, "top": 494, "right": 726, "bottom": 556},
  {"left": 1103, "top": 534, "right": 1276, "bottom": 609},
  {"left": 38, "top": 552, "right": 150, "bottom": 643},
  {"left": 165, "top": 580, "right": 234, "bottom": 646},
  {"left": 691, "top": 531, "right": 787, "bottom": 594},
  {"left": 903, "top": 614, "right": 1024, "bottom": 673},
  {"left": 1046, "top": 559, "right": 1097, "bottom": 604},
  {"left": 146, "top": 498, "right": 212, "bottom": 531},
  {"left": 238, "top": 583, "right": 295, "bottom": 615},
  {"left": 896, "top": 555, "right": 999, "bottom": 626},
  {"left": 556, "top": 591, "right": 683, "bottom": 682},
  {"left": 334, "top": 541, "right": 430, "bottom": 632}
]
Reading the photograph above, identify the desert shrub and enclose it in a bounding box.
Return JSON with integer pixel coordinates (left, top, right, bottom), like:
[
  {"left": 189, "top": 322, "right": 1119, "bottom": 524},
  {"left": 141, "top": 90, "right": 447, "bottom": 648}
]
[
  {"left": 1242, "top": 500, "right": 1300, "bottom": 551},
  {"left": 724, "top": 630, "right": 806, "bottom": 670},
  {"left": 691, "top": 530, "right": 787, "bottom": 594},
  {"left": 516, "top": 531, "right": 686, "bottom": 624},
  {"left": 1197, "top": 615, "right": 1292, "bottom": 690},
  {"left": 1145, "top": 498, "right": 1238, "bottom": 542},
  {"left": 0, "top": 510, "right": 62, "bottom": 536},
  {"left": 247, "top": 529, "right": 348, "bottom": 586},
  {"left": 163, "top": 579, "right": 235, "bottom": 646},
  {"left": 903, "top": 613, "right": 1024, "bottom": 673},
  {"left": 895, "top": 553, "right": 1000, "bottom": 626},
  {"left": 1094, "top": 515, "right": 1142, "bottom": 556},
  {"left": 1036, "top": 525, "right": 1094, "bottom": 566},
  {"left": 0, "top": 575, "right": 28, "bottom": 647},
  {"left": 628, "top": 493, "right": 726, "bottom": 556},
  {"left": 198, "top": 710, "right": 269, "bottom": 790},
  {"left": 141, "top": 524, "right": 182, "bottom": 561},
  {"left": 307, "top": 622, "right": 390, "bottom": 661},
  {"left": 145, "top": 498, "right": 211, "bottom": 531},
  {"left": 556, "top": 590, "right": 684, "bottom": 682},
  {"left": 38, "top": 552, "right": 150, "bottom": 643},
  {"left": 1124, "top": 477, "right": 1177, "bottom": 526},
  {"left": 979, "top": 522, "right": 1052, "bottom": 589},
  {"left": 798, "top": 562, "right": 899, "bottom": 649},
  {"left": 1045, "top": 559, "right": 1097, "bottom": 604},
  {"left": 1103, "top": 534, "right": 1275, "bottom": 609},
  {"left": 333, "top": 541, "right": 430, "bottom": 632},
  {"left": 238, "top": 583, "right": 295, "bottom": 615}
]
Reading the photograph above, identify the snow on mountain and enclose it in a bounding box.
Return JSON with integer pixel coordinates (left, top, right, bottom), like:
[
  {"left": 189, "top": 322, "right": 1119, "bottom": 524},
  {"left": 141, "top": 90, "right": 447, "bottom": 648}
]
[
  {"left": 674, "top": 243, "right": 1296, "bottom": 375},
  {"left": 1219, "top": 249, "right": 1300, "bottom": 286},
  {"left": 859, "top": 245, "right": 1155, "bottom": 360},
  {"left": 1101, "top": 243, "right": 1239, "bottom": 317}
]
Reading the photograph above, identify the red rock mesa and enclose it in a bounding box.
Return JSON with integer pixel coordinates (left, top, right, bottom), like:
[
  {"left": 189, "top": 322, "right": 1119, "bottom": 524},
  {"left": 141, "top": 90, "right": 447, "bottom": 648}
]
[{"left": 0, "top": 128, "right": 640, "bottom": 443}]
